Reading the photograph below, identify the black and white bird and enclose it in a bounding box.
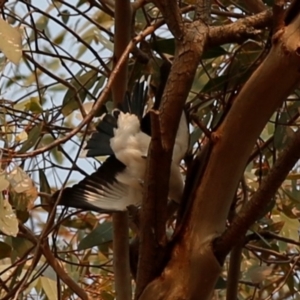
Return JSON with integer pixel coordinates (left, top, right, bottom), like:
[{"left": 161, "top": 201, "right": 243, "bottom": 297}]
[{"left": 52, "top": 79, "right": 189, "bottom": 213}]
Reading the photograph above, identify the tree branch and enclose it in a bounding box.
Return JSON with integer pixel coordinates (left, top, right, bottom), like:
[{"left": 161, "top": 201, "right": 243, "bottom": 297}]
[
  {"left": 194, "top": 0, "right": 211, "bottom": 23},
  {"left": 226, "top": 236, "right": 243, "bottom": 299},
  {"left": 137, "top": 19, "right": 210, "bottom": 300},
  {"left": 112, "top": 0, "right": 131, "bottom": 105},
  {"left": 112, "top": 212, "right": 132, "bottom": 300},
  {"left": 135, "top": 111, "right": 169, "bottom": 298},
  {"left": 112, "top": 0, "right": 132, "bottom": 299},
  {"left": 152, "top": 0, "right": 183, "bottom": 40},
  {"left": 215, "top": 127, "right": 300, "bottom": 261},
  {"left": 136, "top": 2, "right": 209, "bottom": 297},
  {"left": 208, "top": 9, "right": 273, "bottom": 47},
  {"left": 42, "top": 240, "right": 89, "bottom": 300},
  {"left": 139, "top": 8, "right": 300, "bottom": 300}
]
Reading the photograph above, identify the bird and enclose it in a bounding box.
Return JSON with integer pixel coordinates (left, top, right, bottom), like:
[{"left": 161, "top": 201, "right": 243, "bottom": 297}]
[{"left": 52, "top": 78, "right": 189, "bottom": 213}]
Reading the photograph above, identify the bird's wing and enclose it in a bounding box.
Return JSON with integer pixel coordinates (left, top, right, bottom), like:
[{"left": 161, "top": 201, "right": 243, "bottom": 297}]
[
  {"left": 121, "top": 80, "right": 148, "bottom": 119},
  {"left": 85, "top": 114, "right": 117, "bottom": 157},
  {"left": 53, "top": 156, "right": 142, "bottom": 212}
]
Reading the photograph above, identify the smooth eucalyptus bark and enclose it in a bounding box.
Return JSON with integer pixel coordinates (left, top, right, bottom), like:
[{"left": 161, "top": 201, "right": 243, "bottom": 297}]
[{"left": 139, "top": 9, "right": 300, "bottom": 300}]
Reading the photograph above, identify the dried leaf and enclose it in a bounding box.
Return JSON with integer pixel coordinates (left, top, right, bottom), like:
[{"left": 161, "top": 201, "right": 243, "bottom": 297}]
[
  {"left": 0, "top": 171, "right": 9, "bottom": 191},
  {"left": 0, "top": 18, "right": 22, "bottom": 64},
  {"left": 7, "top": 166, "right": 33, "bottom": 193},
  {"left": 0, "top": 194, "right": 18, "bottom": 237},
  {"left": 15, "top": 130, "right": 28, "bottom": 142}
]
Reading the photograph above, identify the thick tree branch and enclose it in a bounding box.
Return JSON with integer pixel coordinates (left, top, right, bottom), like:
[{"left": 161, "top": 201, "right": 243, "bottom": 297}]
[
  {"left": 208, "top": 9, "right": 273, "bottom": 47},
  {"left": 112, "top": 0, "right": 131, "bottom": 104},
  {"left": 135, "top": 111, "right": 169, "bottom": 298},
  {"left": 112, "top": 212, "right": 131, "bottom": 300},
  {"left": 136, "top": 3, "right": 209, "bottom": 297},
  {"left": 137, "top": 20, "right": 208, "bottom": 299},
  {"left": 273, "top": 0, "right": 285, "bottom": 33},
  {"left": 194, "top": 0, "right": 211, "bottom": 23},
  {"left": 152, "top": 0, "right": 183, "bottom": 40},
  {"left": 112, "top": 1, "right": 132, "bottom": 299},
  {"left": 226, "top": 237, "right": 243, "bottom": 299},
  {"left": 139, "top": 9, "right": 300, "bottom": 300}
]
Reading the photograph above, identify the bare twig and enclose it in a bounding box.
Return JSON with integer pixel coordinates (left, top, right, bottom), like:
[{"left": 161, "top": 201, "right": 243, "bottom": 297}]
[
  {"left": 208, "top": 9, "right": 272, "bottom": 47},
  {"left": 226, "top": 241, "right": 243, "bottom": 300},
  {"left": 42, "top": 240, "right": 89, "bottom": 300},
  {"left": 263, "top": 255, "right": 300, "bottom": 300}
]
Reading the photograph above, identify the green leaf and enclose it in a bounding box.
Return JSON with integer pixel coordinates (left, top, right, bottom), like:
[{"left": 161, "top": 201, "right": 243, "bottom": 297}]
[
  {"left": 77, "top": 0, "right": 87, "bottom": 7},
  {"left": 92, "top": 75, "right": 106, "bottom": 97},
  {"left": 39, "top": 169, "right": 51, "bottom": 207},
  {"left": 152, "top": 38, "right": 175, "bottom": 55},
  {"left": 29, "top": 15, "right": 49, "bottom": 42},
  {"left": 61, "top": 9, "right": 70, "bottom": 24},
  {"left": 98, "top": 33, "right": 114, "bottom": 52},
  {"left": 214, "top": 276, "right": 227, "bottom": 289},
  {"left": 9, "top": 236, "right": 34, "bottom": 260},
  {"left": 274, "top": 113, "right": 294, "bottom": 150},
  {"left": 62, "top": 212, "right": 98, "bottom": 229},
  {"left": 202, "top": 46, "right": 228, "bottom": 59},
  {"left": 78, "top": 221, "right": 113, "bottom": 250},
  {"left": 0, "top": 17, "right": 22, "bottom": 64},
  {"left": 201, "top": 74, "right": 229, "bottom": 93},
  {"left": 51, "top": 146, "right": 63, "bottom": 164},
  {"left": 62, "top": 69, "right": 98, "bottom": 116},
  {"left": 24, "top": 97, "right": 43, "bottom": 113},
  {"left": 189, "top": 128, "right": 202, "bottom": 150},
  {"left": 18, "top": 123, "right": 43, "bottom": 153}
]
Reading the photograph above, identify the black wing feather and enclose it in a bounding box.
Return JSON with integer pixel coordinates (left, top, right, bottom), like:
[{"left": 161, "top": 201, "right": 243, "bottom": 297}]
[{"left": 53, "top": 156, "right": 129, "bottom": 212}]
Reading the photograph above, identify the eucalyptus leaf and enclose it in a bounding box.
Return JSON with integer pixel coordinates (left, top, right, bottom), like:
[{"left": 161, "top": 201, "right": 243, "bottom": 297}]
[
  {"left": 78, "top": 221, "right": 113, "bottom": 250},
  {"left": 0, "top": 194, "right": 18, "bottom": 237},
  {"left": 39, "top": 169, "right": 51, "bottom": 208},
  {"left": 18, "top": 123, "right": 43, "bottom": 154},
  {"left": 62, "top": 69, "right": 98, "bottom": 116},
  {"left": 0, "top": 18, "right": 22, "bottom": 64}
]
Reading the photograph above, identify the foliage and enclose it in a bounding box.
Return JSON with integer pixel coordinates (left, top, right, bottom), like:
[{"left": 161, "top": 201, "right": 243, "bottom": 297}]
[{"left": 0, "top": 0, "right": 299, "bottom": 299}]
